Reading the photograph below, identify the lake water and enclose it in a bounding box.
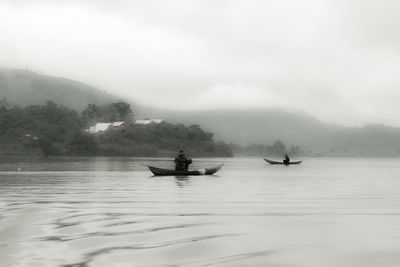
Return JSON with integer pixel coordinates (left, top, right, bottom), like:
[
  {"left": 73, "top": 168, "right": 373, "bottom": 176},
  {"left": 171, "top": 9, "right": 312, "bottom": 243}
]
[{"left": 1, "top": 157, "right": 400, "bottom": 267}]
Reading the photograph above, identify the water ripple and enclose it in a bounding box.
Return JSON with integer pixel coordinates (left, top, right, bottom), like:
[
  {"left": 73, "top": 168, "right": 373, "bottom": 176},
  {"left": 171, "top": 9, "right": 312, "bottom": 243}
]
[
  {"left": 62, "top": 233, "right": 238, "bottom": 267},
  {"left": 38, "top": 222, "right": 213, "bottom": 242}
]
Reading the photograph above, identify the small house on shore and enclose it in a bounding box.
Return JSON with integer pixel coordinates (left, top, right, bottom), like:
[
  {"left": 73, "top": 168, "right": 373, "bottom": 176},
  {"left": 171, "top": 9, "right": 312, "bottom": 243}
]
[
  {"left": 86, "top": 121, "right": 126, "bottom": 134},
  {"left": 134, "top": 119, "right": 163, "bottom": 125},
  {"left": 85, "top": 119, "right": 163, "bottom": 134}
]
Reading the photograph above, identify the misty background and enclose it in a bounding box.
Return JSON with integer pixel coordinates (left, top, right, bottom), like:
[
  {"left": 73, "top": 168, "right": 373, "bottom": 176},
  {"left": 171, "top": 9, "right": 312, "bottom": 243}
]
[
  {"left": 2, "top": 0, "right": 400, "bottom": 126},
  {"left": 3, "top": 2, "right": 400, "bottom": 266},
  {"left": 1, "top": 0, "right": 400, "bottom": 156}
]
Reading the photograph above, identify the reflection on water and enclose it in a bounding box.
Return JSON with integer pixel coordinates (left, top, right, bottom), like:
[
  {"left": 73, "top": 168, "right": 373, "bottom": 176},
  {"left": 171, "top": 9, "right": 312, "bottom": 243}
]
[{"left": 1, "top": 157, "right": 400, "bottom": 266}]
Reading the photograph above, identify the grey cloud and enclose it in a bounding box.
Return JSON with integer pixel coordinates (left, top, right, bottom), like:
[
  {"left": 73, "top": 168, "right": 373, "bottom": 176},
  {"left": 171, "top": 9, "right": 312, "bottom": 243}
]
[{"left": 1, "top": 0, "right": 400, "bottom": 126}]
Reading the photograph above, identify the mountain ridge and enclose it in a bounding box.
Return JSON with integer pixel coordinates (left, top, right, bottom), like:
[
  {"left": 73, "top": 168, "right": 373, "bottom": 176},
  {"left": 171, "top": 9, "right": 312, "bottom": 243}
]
[{"left": 2, "top": 68, "right": 400, "bottom": 156}]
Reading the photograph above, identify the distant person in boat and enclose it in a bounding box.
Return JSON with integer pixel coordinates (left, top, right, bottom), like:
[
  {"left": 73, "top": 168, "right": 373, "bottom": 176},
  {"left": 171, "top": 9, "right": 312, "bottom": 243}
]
[
  {"left": 283, "top": 154, "right": 290, "bottom": 165},
  {"left": 174, "top": 150, "right": 192, "bottom": 171}
]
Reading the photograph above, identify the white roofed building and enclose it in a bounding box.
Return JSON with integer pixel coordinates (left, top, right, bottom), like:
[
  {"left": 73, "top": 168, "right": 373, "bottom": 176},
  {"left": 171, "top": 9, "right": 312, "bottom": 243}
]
[
  {"left": 87, "top": 123, "right": 111, "bottom": 133},
  {"left": 134, "top": 119, "right": 163, "bottom": 125},
  {"left": 111, "top": 121, "right": 125, "bottom": 127},
  {"left": 134, "top": 120, "right": 152, "bottom": 125},
  {"left": 86, "top": 121, "right": 126, "bottom": 134},
  {"left": 85, "top": 120, "right": 162, "bottom": 133}
]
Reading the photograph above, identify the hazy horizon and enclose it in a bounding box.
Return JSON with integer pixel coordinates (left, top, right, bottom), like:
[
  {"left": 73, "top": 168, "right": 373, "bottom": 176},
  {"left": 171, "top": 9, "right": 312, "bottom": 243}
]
[{"left": 1, "top": 0, "right": 400, "bottom": 126}]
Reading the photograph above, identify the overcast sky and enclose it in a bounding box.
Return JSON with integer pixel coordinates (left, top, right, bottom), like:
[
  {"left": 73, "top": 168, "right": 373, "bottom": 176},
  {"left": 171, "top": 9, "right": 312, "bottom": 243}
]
[{"left": 1, "top": 0, "right": 400, "bottom": 126}]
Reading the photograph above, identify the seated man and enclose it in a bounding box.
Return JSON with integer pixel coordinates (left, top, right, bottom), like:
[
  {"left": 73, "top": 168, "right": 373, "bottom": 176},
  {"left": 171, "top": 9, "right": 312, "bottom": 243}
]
[
  {"left": 283, "top": 154, "right": 290, "bottom": 165},
  {"left": 174, "top": 150, "right": 192, "bottom": 171}
]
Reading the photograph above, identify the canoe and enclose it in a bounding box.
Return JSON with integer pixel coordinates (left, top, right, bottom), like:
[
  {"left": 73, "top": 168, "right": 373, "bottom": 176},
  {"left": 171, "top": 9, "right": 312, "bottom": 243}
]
[
  {"left": 264, "top": 158, "right": 302, "bottom": 165},
  {"left": 148, "top": 163, "right": 224, "bottom": 176}
]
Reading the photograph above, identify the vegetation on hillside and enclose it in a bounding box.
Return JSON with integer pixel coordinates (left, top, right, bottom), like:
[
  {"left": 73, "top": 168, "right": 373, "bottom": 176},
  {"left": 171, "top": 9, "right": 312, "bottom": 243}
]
[
  {"left": 0, "top": 100, "right": 233, "bottom": 157},
  {"left": 159, "top": 109, "right": 400, "bottom": 157},
  {"left": 82, "top": 102, "right": 134, "bottom": 125},
  {"left": 3, "top": 68, "right": 400, "bottom": 157},
  {"left": 231, "top": 141, "right": 301, "bottom": 157}
]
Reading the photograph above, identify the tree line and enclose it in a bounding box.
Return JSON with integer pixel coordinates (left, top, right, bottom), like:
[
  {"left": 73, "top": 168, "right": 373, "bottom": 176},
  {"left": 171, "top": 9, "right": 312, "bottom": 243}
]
[
  {"left": 0, "top": 100, "right": 233, "bottom": 157},
  {"left": 230, "top": 140, "right": 302, "bottom": 156}
]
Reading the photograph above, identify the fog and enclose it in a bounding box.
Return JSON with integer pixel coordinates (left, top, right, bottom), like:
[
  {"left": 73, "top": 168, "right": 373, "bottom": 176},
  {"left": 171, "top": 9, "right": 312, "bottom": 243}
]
[{"left": 1, "top": 0, "right": 400, "bottom": 126}]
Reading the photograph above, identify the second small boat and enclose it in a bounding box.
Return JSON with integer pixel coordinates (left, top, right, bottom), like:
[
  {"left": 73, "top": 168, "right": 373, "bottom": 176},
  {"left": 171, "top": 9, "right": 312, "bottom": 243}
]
[{"left": 264, "top": 158, "right": 302, "bottom": 165}]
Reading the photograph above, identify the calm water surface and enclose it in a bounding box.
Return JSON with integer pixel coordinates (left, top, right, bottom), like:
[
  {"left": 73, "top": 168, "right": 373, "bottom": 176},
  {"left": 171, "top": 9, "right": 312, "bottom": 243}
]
[{"left": 1, "top": 157, "right": 400, "bottom": 267}]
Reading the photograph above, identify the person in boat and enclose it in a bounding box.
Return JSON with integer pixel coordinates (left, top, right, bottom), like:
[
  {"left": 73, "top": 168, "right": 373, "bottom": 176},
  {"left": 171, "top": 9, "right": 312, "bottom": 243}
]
[
  {"left": 174, "top": 150, "right": 192, "bottom": 171},
  {"left": 283, "top": 154, "right": 290, "bottom": 165}
]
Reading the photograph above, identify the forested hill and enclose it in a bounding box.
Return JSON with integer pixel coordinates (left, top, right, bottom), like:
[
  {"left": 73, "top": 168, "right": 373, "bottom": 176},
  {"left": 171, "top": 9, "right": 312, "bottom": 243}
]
[
  {"left": 147, "top": 109, "right": 400, "bottom": 157},
  {"left": 0, "top": 102, "right": 232, "bottom": 157},
  {"left": 0, "top": 68, "right": 117, "bottom": 110},
  {"left": 3, "top": 68, "right": 400, "bottom": 157},
  {"left": 157, "top": 109, "right": 340, "bottom": 146}
]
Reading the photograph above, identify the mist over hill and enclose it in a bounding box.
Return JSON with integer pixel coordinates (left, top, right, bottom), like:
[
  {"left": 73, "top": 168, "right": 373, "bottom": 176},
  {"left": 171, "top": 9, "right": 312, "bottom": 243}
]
[
  {"left": 2, "top": 68, "right": 400, "bottom": 157},
  {"left": 152, "top": 109, "right": 339, "bottom": 145},
  {"left": 143, "top": 109, "right": 400, "bottom": 156},
  {"left": 0, "top": 68, "right": 117, "bottom": 110}
]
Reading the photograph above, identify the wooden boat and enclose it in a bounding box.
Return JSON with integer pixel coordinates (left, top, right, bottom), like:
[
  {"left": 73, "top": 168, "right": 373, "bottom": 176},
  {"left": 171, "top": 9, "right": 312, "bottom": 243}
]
[
  {"left": 264, "top": 158, "right": 302, "bottom": 165},
  {"left": 148, "top": 163, "right": 224, "bottom": 176}
]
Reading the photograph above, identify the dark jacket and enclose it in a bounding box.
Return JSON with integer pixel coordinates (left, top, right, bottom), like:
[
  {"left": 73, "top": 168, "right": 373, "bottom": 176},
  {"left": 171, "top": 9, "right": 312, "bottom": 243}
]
[
  {"left": 174, "top": 152, "right": 192, "bottom": 171},
  {"left": 283, "top": 154, "right": 290, "bottom": 164}
]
